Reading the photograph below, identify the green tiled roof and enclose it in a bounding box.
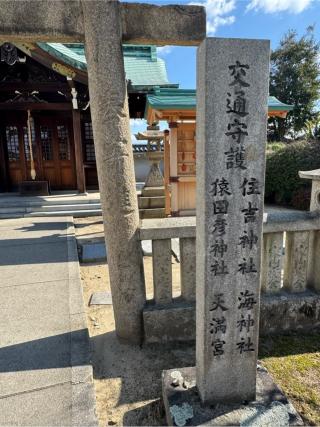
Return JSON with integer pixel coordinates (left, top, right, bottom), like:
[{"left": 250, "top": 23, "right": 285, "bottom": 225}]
[
  {"left": 268, "top": 95, "right": 294, "bottom": 111},
  {"left": 145, "top": 88, "right": 294, "bottom": 115},
  {"left": 37, "top": 43, "right": 173, "bottom": 89}
]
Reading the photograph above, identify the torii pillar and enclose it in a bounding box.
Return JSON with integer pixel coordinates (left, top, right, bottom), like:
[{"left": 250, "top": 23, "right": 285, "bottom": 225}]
[{"left": 0, "top": 0, "right": 206, "bottom": 344}]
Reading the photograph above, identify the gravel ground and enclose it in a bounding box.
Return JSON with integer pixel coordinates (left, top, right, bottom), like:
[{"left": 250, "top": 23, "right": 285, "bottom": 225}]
[{"left": 80, "top": 257, "right": 191, "bottom": 427}]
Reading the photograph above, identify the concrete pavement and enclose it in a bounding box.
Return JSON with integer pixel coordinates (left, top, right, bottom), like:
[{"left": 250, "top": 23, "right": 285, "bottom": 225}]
[{"left": 0, "top": 217, "right": 97, "bottom": 426}]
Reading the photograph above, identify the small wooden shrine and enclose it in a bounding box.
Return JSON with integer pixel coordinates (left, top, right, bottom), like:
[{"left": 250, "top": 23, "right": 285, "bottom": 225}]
[{"left": 145, "top": 88, "right": 293, "bottom": 216}]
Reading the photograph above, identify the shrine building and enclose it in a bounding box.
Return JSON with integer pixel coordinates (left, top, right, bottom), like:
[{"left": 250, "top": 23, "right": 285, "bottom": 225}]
[{"left": 0, "top": 42, "right": 176, "bottom": 193}]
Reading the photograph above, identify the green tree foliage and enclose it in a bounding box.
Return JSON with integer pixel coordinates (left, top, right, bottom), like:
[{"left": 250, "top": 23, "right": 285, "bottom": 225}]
[
  {"left": 265, "top": 140, "right": 320, "bottom": 209},
  {"left": 269, "top": 26, "right": 320, "bottom": 140},
  {"left": 303, "top": 113, "right": 320, "bottom": 139}
]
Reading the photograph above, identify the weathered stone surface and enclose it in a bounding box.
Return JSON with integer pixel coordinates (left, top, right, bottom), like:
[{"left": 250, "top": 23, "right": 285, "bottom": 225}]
[
  {"left": 261, "top": 232, "right": 283, "bottom": 294},
  {"left": 0, "top": 0, "right": 205, "bottom": 45},
  {"left": 263, "top": 211, "right": 320, "bottom": 233},
  {"left": 284, "top": 231, "right": 309, "bottom": 293},
  {"left": 141, "top": 186, "right": 165, "bottom": 197},
  {"left": 82, "top": 0, "right": 146, "bottom": 344},
  {"left": 140, "top": 217, "right": 196, "bottom": 240},
  {"left": 89, "top": 291, "right": 112, "bottom": 305},
  {"left": 0, "top": 0, "right": 83, "bottom": 41},
  {"left": 196, "top": 38, "right": 270, "bottom": 403},
  {"left": 299, "top": 168, "right": 320, "bottom": 211},
  {"left": 260, "top": 291, "right": 320, "bottom": 334},
  {"left": 144, "top": 163, "right": 164, "bottom": 187},
  {"left": 143, "top": 302, "right": 195, "bottom": 343},
  {"left": 152, "top": 239, "right": 172, "bottom": 304},
  {"left": 180, "top": 238, "right": 196, "bottom": 302},
  {"left": 143, "top": 292, "right": 320, "bottom": 343},
  {"left": 121, "top": 3, "right": 206, "bottom": 45},
  {"left": 140, "top": 212, "right": 320, "bottom": 241},
  {"left": 138, "top": 196, "right": 165, "bottom": 209},
  {"left": 299, "top": 169, "right": 320, "bottom": 291},
  {"left": 162, "top": 366, "right": 303, "bottom": 426},
  {"left": 307, "top": 230, "right": 320, "bottom": 291}
]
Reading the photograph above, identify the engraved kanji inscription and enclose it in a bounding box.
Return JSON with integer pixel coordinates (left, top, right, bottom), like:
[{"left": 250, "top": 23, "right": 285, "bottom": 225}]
[
  {"left": 213, "top": 200, "right": 229, "bottom": 214},
  {"left": 236, "top": 337, "right": 254, "bottom": 354},
  {"left": 226, "top": 90, "right": 248, "bottom": 117},
  {"left": 238, "top": 257, "right": 258, "bottom": 274},
  {"left": 238, "top": 230, "right": 258, "bottom": 250},
  {"left": 211, "top": 216, "right": 228, "bottom": 236},
  {"left": 225, "top": 118, "right": 248, "bottom": 144},
  {"left": 210, "top": 316, "right": 227, "bottom": 334},
  {"left": 238, "top": 290, "right": 257, "bottom": 310},
  {"left": 229, "top": 61, "right": 250, "bottom": 88},
  {"left": 225, "top": 145, "right": 247, "bottom": 170},
  {"left": 211, "top": 260, "right": 229, "bottom": 276},
  {"left": 210, "top": 178, "right": 232, "bottom": 196},
  {"left": 210, "top": 239, "right": 228, "bottom": 258},
  {"left": 237, "top": 314, "right": 255, "bottom": 333},
  {"left": 210, "top": 294, "right": 228, "bottom": 312},
  {"left": 240, "top": 178, "right": 261, "bottom": 196},
  {"left": 212, "top": 338, "right": 226, "bottom": 356},
  {"left": 242, "top": 202, "right": 259, "bottom": 223}
]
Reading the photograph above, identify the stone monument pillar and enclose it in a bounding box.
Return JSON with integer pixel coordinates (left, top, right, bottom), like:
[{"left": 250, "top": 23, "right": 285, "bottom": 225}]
[
  {"left": 196, "top": 37, "right": 270, "bottom": 404},
  {"left": 82, "top": 0, "right": 146, "bottom": 344},
  {"left": 162, "top": 38, "right": 303, "bottom": 426}
]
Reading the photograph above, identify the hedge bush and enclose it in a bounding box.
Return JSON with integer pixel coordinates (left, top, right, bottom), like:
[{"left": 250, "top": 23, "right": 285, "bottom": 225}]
[{"left": 265, "top": 140, "right": 320, "bottom": 210}]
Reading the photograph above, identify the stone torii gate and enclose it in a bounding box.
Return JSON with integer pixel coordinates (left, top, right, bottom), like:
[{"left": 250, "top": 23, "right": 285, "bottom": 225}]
[{"left": 0, "top": 0, "right": 206, "bottom": 343}]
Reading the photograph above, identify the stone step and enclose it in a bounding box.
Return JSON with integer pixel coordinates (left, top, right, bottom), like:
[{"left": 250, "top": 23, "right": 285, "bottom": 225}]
[
  {"left": 0, "top": 203, "right": 101, "bottom": 214},
  {"left": 0, "top": 207, "right": 28, "bottom": 214},
  {"left": 0, "top": 197, "right": 101, "bottom": 207},
  {"left": 141, "top": 186, "right": 165, "bottom": 197},
  {"left": 0, "top": 213, "right": 24, "bottom": 219},
  {"left": 138, "top": 196, "right": 165, "bottom": 209},
  {"left": 29, "top": 203, "right": 101, "bottom": 212},
  {"left": 25, "top": 209, "right": 103, "bottom": 218},
  {"left": 139, "top": 208, "right": 165, "bottom": 219}
]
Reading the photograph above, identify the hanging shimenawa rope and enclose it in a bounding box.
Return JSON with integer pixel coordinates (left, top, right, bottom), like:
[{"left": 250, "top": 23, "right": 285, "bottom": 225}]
[{"left": 27, "top": 109, "right": 36, "bottom": 180}]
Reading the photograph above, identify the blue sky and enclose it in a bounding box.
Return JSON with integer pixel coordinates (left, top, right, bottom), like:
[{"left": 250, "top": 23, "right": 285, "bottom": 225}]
[{"left": 128, "top": 0, "right": 320, "bottom": 140}]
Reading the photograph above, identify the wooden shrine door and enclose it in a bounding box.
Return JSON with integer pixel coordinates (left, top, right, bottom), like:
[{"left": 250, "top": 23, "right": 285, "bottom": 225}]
[
  {"left": 3, "top": 114, "right": 77, "bottom": 191},
  {"left": 3, "top": 121, "right": 28, "bottom": 189},
  {"left": 36, "top": 116, "right": 76, "bottom": 190}
]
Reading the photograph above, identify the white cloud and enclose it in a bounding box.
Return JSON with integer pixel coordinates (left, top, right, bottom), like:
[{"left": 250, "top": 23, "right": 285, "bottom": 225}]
[
  {"left": 246, "top": 0, "right": 313, "bottom": 14},
  {"left": 157, "top": 46, "right": 174, "bottom": 57},
  {"left": 130, "top": 119, "right": 147, "bottom": 144},
  {"left": 190, "top": 0, "right": 236, "bottom": 35},
  {"left": 130, "top": 119, "right": 144, "bottom": 126}
]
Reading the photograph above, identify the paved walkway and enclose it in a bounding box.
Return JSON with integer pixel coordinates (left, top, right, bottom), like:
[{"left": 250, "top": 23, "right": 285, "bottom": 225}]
[{"left": 0, "top": 217, "right": 97, "bottom": 426}]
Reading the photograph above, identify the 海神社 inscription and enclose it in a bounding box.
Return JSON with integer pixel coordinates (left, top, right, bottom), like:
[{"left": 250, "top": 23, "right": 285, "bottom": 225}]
[{"left": 196, "top": 38, "right": 270, "bottom": 404}]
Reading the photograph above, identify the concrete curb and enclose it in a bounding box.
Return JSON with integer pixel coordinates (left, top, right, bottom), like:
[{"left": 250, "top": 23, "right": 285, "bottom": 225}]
[{"left": 67, "top": 219, "right": 98, "bottom": 426}]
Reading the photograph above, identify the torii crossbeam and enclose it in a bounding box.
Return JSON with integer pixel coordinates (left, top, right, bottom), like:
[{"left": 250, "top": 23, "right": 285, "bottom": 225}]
[{"left": 0, "top": 0, "right": 206, "bottom": 344}]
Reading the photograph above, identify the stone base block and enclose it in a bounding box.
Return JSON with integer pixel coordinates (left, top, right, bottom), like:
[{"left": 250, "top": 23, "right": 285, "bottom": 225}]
[
  {"left": 143, "top": 302, "right": 195, "bottom": 343},
  {"left": 162, "top": 366, "right": 303, "bottom": 426},
  {"left": 141, "top": 186, "right": 165, "bottom": 197}
]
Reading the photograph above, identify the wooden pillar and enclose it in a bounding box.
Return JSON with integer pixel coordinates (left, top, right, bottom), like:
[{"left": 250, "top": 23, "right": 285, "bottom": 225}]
[
  {"left": 72, "top": 109, "right": 86, "bottom": 193},
  {"left": 82, "top": 0, "right": 146, "bottom": 344},
  {"left": 0, "top": 126, "right": 9, "bottom": 192},
  {"left": 169, "top": 120, "right": 178, "bottom": 215},
  {"left": 164, "top": 129, "right": 171, "bottom": 216}
]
